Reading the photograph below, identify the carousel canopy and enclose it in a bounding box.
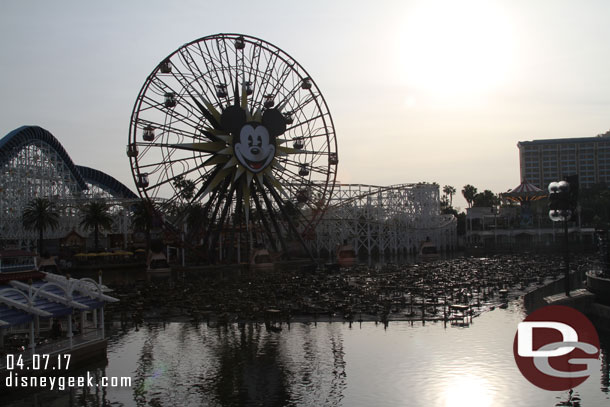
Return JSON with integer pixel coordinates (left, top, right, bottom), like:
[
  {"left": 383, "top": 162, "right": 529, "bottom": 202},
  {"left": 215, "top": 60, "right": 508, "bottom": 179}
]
[{"left": 502, "top": 180, "right": 547, "bottom": 203}]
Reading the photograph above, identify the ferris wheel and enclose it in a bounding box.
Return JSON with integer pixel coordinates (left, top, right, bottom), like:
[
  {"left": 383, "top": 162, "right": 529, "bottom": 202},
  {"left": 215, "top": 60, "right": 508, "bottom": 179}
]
[{"left": 127, "top": 33, "right": 338, "bottom": 260}]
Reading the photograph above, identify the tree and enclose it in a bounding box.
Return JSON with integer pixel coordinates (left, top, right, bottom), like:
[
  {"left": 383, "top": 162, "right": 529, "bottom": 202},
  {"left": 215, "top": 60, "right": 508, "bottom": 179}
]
[
  {"left": 443, "top": 185, "right": 457, "bottom": 207},
  {"left": 173, "top": 175, "right": 196, "bottom": 201},
  {"left": 578, "top": 183, "right": 610, "bottom": 227},
  {"left": 462, "top": 184, "right": 478, "bottom": 208},
  {"left": 130, "top": 200, "right": 153, "bottom": 252},
  {"left": 185, "top": 203, "right": 208, "bottom": 242},
  {"left": 22, "top": 198, "right": 60, "bottom": 255},
  {"left": 473, "top": 190, "right": 500, "bottom": 207},
  {"left": 440, "top": 195, "right": 450, "bottom": 211},
  {"left": 80, "top": 201, "right": 113, "bottom": 252}
]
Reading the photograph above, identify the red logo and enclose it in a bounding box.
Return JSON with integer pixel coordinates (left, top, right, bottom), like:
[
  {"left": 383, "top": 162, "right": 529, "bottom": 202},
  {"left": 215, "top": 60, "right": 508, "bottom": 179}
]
[{"left": 513, "top": 305, "right": 600, "bottom": 391}]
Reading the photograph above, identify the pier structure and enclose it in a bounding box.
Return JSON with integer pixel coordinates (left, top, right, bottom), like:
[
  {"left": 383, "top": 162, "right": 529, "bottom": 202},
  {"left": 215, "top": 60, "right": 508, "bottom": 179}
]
[
  {"left": 0, "top": 271, "right": 118, "bottom": 371},
  {"left": 0, "top": 126, "right": 138, "bottom": 250},
  {"left": 314, "top": 183, "right": 457, "bottom": 260}
]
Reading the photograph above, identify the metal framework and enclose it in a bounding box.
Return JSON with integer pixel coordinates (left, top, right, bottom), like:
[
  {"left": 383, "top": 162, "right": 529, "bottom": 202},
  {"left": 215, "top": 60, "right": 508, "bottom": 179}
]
[
  {"left": 128, "top": 33, "right": 338, "bottom": 261},
  {"left": 0, "top": 126, "right": 138, "bottom": 249},
  {"left": 315, "top": 183, "right": 457, "bottom": 259},
  {"left": 0, "top": 272, "right": 118, "bottom": 357}
]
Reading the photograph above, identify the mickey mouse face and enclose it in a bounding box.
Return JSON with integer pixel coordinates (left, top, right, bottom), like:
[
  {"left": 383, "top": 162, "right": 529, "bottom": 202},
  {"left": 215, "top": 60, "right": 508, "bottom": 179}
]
[
  {"left": 234, "top": 123, "right": 276, "bottom": 173},
  {"left": 221, "top": 105, "right": 287, "bottom": 174}
]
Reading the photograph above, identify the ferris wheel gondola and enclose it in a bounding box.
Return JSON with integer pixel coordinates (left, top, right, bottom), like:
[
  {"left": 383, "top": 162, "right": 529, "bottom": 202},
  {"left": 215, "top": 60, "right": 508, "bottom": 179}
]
[{"left": 128, "top": 33, "right": 338, "bottom": 261}]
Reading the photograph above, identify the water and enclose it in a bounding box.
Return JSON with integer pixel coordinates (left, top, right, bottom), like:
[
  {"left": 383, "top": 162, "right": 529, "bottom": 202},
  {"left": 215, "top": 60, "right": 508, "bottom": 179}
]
[{"left": 4, "top": 302, "right": 609, "bottom": 406}]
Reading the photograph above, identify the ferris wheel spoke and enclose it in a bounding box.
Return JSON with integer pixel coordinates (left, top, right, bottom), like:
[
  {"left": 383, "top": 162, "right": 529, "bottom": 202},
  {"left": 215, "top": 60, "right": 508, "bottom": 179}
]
[
  {"left": 139, "top": 94, "right": 202, "bottom": 131},
  {"left": 284, "top": 93, "right": 319, "bottom": 120},
  {"left": 265, "top": 179, "right": 303, "bottom": 218},
  {"left": 191, "top": 42, "right": 224, "bottom": 90},
  {"left": 256, "top": 180, "right": 288, "bottom": 253},
  {"left": 207, "top": 179, "right": 228, "bottom": 223},
  {"left": 230, "top": 185, "right": 244, "bottom": 262},
  {"left": 188, "top": 164, "right": 223, "bottom": 204},
  {"left": 265, "top": 63, "right": 295, "bottom": 109},
  {"left": 199, "top": 41, "right": 231, "bottom": 109},
  {"left": 133, "top": 141, "right": 166, "bottom": 164},
  {"left": 274, "top": 155, "right": 326, "bottom": 174},
  {"left": 245, "top": 41, "right": 263, "bottom": 97},
  {"left": 147, "top": 76, "right": 208, "bottom": 125},
  {"left": 309, "top": 164, "right": 331, "bottom": 176},
  {"left": 178, "top": 47, "right": 218, "bottom": 102},
  {"left": 252, "top": 49, "right": 282, "bottom": 104},
  {"left": 275, "top": 80, "right": 305, "bottom": 112},
  {"left": 264, "top": 178, "right": 312, "bottom": 256},
  {"left": 137, "top": 119, "right": 208, "bottom": 143},
  {"left": 168, "top": 70, "right": 220, "bottom": 128},
  {"left": 196, "top": 185, "right": 223, "bottom": 250},
  {"left": 155, "top": 192, "right": 185, "bottom": 214},
  {"left": 171, "top": 50, "right": 208, "bottom": 97},
  {"left": 130, "top": 34, "right": 336, "bottom": 262},
  {"left": 281, "top": 170, "right": 313, "bottom": 191},
  {"left": 235, "top": 39, "right": 248, "bottom": 95},
  {"left": 161, "top": 142, "right": 195, "bottom": 175},
  {"left": 183, "top": 90, "right": 222, "bottom": 131},
  {"left": 251, "top": 186, "right": 278, "bottom": 252},
  {"left": 257, "top": 55, "right": 287, "bottom": 105},
  {"left": 285, "top": 112, "right": 325, "bottom": 132},
  {"left": 144, "top": 163, "right": 204, "bottom": 192},
  {"left": 216, "top": 37, "right": 236, "bottom": 97},
  {"left": 132, "top": 102, "right": 162, "bottom": 114},
  {"left": 199, "top": 185, "right": 222, "bottom": 222},
  {"left": 166, "top": 141, "right": 227, "bottom": 154},
  {"left": 280, "top": 147, "right": 329, "bottom": 158},
  {"left": 209, "top": 182, "right": 237, "bottom": 260},
  {"left": 136, "top": 155, "right": 199, "bottom": 171}
]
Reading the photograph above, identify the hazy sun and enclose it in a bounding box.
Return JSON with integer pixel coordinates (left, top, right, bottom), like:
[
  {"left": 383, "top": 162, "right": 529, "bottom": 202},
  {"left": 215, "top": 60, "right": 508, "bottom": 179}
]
[
  {"left": 444, "top": 374, "right": 494, "bottom": 407},
  {"left": 399, "top": 0, "right": 514, "bottom": 101}
]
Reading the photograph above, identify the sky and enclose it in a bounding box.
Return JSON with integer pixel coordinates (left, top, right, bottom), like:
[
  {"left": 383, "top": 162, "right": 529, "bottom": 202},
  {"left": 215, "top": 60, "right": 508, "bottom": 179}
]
[{"left": 1, "top": 0, "right": 609, "bottom": 210}]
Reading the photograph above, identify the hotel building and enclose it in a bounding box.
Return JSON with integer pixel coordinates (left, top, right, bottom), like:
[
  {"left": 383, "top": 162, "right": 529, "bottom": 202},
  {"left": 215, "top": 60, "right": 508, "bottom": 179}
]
[{"left": 518, "top": 131, "right": 610, "bottom": 190}]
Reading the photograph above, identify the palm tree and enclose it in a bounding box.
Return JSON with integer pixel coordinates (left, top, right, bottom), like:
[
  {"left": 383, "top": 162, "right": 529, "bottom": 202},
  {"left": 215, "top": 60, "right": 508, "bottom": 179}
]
[
  {"left": 22, "top": 198, "right": 60, "bottom": 255},
  {"left": 185, "top": 203, "right": 208, "bottom": 242},
  {"left": 80, "top": 201, "right": 113, "bottom": 252},
  {"left": 473, "top": 190, "right": 500, "bottom": 207},
  {"left": 130, "top": 200, "right": 153, "bottom": 251},
  {"left": 443, "top": 185, "right": 457, "bottom": 207},
  {"left": 462, "top": 184, "right": 478, "bottom": 208}
]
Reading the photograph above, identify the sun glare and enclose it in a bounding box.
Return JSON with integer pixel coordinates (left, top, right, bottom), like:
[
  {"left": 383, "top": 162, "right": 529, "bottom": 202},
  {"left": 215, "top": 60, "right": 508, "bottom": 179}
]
[
  {"left": 443, "top": 374, "right": 494, "bottom": 407},
  {"left": 399, "top": 0, "right": 514, "bottom": 101}
]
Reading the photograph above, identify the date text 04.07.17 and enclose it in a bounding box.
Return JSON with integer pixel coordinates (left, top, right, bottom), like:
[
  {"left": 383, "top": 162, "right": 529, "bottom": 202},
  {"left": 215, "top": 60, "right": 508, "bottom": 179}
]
[{"left": 5, "top": 354, "right": 71, "bottom": 371}]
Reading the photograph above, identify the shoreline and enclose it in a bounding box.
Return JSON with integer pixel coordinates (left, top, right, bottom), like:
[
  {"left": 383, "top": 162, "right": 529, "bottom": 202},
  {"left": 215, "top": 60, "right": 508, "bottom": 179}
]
[{"left": 101, "top": 253, "right": 596, "bottom": 333}]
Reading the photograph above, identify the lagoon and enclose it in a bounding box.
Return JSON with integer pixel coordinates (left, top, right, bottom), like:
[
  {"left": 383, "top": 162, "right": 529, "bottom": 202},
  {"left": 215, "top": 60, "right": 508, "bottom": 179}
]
[{"left": 4, "top": 301, "right": 609, "bottom": 407}]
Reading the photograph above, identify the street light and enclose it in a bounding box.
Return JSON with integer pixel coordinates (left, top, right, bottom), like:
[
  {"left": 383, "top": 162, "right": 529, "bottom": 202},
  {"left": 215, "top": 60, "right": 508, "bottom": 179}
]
[
  {"left": 548, "top": 180, "right": 571, "bottom": 222},
  {"left": 548, "top": 176, "right": 579, "bottom": 296}
]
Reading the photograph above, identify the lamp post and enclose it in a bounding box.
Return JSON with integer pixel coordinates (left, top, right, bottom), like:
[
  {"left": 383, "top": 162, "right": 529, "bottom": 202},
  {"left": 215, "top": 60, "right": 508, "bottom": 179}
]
[{"left": 548, "top": 176, "right": 579, "bottom": 296}]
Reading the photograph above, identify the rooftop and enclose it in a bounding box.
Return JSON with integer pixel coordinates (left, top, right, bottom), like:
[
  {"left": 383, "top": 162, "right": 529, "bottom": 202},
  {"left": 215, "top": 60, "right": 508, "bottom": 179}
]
[
  {"left": 518, "top": 132, "right": 610, "bottom": 147},
  {"left": 0, "top": 272, "right": 117, "bottom": 328}
]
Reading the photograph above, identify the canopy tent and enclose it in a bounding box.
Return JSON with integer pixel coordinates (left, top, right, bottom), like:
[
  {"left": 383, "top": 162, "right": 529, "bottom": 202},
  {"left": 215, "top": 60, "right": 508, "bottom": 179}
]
[
  {"left": 0, "top": 273, "right": 117, "bottom": 329},
  {"left": 501, "top": 180, "right": 547, "bottom": 203},
  {"left": 0, "top": 303, "right": 32, "bottom": 327}
]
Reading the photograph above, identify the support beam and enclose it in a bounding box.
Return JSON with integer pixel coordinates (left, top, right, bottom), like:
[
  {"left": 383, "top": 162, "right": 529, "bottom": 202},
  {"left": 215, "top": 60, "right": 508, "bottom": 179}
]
[
  {"left": 10, "top": 281, "right": 90, "bottom": 310},
  {"left": 0, "top": 293, "right": 52, "bottom": 317},
  {"left": 264, "top": 178, "right": 314, "bottom": 260}
]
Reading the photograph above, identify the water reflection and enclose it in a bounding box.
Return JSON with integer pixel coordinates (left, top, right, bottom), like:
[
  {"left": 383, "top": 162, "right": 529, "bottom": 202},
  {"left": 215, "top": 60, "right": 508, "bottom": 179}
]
[
  {"left": 4, "top": 307, "right": 610, "bottom": 407},
  {"left": 443, "top": 375, "right": 494, "bottom": 407},
  {"left": 120, "top": 322, "right": 346, "bottom": 406},
  {"left": 201, "top": 324, "right": 292, "bottom": 406},
  {"left": 554, "top": 390, "right": 582, "bottom": 407}
]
